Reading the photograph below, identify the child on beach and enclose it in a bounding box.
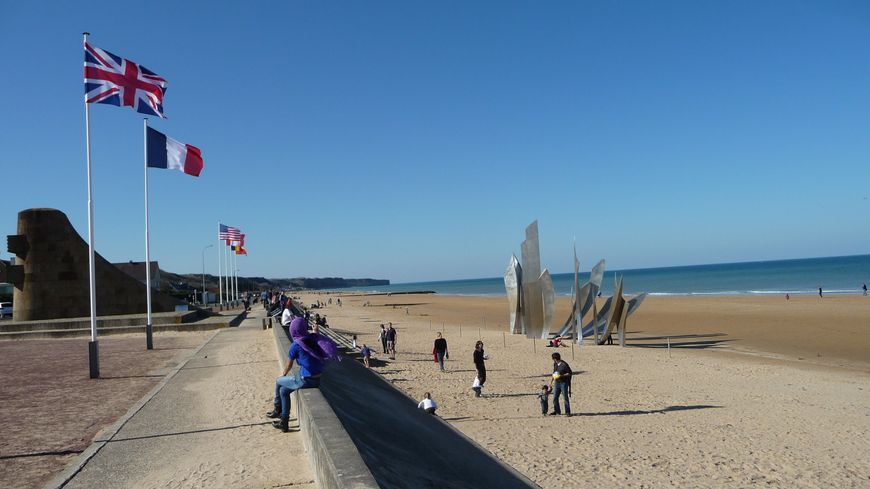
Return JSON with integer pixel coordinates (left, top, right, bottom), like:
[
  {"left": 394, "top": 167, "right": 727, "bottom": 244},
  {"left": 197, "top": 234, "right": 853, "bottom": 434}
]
[
  {"left": 360, "top": 344, "right": 372, "bottom": 368},
  {"left": 417, "top": 392, "right": 438, "bottom": 414},
  {"left": 537, "top": 384, "right": 551, "bottom": 415}
]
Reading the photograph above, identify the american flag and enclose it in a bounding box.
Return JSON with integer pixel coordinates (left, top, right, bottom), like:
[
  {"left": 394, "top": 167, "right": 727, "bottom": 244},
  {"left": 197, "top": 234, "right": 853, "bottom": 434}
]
[
  {"left": 84, "top": 41, "right": 167, "bottom": 118},
  {"left": 219, "top": 224, "right": 242, "bottom": 240}
]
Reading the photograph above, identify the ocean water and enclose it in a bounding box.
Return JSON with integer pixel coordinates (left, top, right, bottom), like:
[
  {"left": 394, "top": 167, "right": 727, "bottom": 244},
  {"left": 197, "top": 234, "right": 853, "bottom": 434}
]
[{"left": 343, "top": 255, "right": 870, "bottom": 297}]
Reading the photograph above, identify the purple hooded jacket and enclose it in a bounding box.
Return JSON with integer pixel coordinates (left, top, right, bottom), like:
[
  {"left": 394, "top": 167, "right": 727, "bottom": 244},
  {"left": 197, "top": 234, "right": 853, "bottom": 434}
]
[{"left": 289, "top": 317, "right": 341, "bottom": 362}]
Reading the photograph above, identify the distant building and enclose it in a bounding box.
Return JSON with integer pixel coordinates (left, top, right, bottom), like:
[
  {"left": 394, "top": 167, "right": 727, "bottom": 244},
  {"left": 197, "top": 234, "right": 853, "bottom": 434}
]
[{"left": 113, "top": 261, "right": 161, "bottom": 289}]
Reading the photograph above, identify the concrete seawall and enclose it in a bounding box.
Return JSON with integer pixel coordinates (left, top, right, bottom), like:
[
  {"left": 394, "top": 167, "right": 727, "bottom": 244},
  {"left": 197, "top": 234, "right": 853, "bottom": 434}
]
[{"left": 271, "top": 324, "right": 379, "bottom": 489}]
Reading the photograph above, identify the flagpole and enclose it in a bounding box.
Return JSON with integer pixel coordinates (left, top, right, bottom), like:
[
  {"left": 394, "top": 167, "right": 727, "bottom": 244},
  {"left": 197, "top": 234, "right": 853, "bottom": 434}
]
[
  {"left": 224, "top": 242, "right": 233, "bottom": 304},
  {"left": 217, "top": 223, "right": 223, "bottom": 307},
  {"left": 234, "top": 252, "right": 239, "bottom": 300},
  {"left": 83, "top": 32, "right": 100, "bottom": 379},
  {"left": 143, "top": 119, "right": 154, "bottom": 349}
]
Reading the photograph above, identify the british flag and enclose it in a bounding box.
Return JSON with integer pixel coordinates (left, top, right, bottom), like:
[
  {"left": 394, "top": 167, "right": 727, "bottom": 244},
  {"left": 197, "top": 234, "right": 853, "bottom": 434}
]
[{"left": 84, "top": 42, "right": 167, "bottom": 118}]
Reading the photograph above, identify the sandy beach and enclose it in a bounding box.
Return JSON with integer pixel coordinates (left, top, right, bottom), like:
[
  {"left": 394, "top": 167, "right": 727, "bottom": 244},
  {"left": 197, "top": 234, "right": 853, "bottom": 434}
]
[{"left": 303, "top": 292, "right": 870, "bottom": 487}]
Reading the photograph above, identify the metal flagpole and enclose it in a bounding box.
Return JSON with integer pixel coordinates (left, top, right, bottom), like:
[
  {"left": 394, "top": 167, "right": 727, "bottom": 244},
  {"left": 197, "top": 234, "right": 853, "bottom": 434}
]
[
  {"left": 83, "top": 32, "right": 100, "bottom": 379},
  {"left": 143, "top": 119, "right": 153, "bottom": 349},
  {"left": 233, "top": 250, "right": 239, "bottom": 300},
  {"left": 217, "top": 223, "right": 223, "bottom": 307},
  {"left": 224, "top": 243, "right": 233, "bottom": 304}
]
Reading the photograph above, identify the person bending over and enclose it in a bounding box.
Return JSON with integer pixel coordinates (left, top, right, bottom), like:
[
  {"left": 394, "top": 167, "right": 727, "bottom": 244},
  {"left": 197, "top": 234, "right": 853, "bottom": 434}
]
[{"left": 417, "top": 392, "right": 438, "bottom": 414}]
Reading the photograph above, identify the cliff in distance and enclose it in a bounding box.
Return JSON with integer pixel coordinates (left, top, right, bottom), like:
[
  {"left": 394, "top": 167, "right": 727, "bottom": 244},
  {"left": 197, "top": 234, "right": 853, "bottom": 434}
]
[{"left": 162, "top": 270, "right": 388, "bottom": 294}]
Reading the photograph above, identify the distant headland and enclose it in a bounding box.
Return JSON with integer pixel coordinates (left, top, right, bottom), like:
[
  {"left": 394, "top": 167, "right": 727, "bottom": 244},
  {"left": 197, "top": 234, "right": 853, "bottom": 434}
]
[{"left": 160, "top": 269, "right": 389, "bottom": 295}]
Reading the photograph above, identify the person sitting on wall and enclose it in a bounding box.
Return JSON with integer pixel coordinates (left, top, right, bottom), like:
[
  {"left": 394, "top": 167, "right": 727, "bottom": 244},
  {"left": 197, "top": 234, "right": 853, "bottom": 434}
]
[{"left": 266, "top": 317, "right": 340, "bottom": 432}]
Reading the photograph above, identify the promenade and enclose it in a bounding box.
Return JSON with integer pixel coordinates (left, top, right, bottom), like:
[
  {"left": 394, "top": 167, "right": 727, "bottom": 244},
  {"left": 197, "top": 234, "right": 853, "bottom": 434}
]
[{"left": 56, "top": 308, "right": 315, "bottom": 489}]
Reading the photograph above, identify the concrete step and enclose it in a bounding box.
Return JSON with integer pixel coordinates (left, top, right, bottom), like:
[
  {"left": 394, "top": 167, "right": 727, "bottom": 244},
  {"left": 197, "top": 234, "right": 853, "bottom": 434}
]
[
  {"left": 0, "top": 322, "right": 226, "bottom": 340},
  {"left": 0, "top": 310, "right": 209, "bottom": 333},
  {"left": 0, "top": 311, "right": 248, "bottom": 340}
]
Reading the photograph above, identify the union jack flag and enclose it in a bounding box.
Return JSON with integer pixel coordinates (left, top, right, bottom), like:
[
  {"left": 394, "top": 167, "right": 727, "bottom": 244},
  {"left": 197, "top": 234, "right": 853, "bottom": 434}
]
[{"left": 84, "top": 42, "right": 167, "bottom": 118}]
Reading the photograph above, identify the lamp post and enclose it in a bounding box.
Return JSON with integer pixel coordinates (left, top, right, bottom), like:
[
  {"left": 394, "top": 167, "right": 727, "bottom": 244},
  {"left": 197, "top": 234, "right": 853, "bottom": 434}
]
[{"left": 201, "top": 244, "right": 213, "bottom": 304}]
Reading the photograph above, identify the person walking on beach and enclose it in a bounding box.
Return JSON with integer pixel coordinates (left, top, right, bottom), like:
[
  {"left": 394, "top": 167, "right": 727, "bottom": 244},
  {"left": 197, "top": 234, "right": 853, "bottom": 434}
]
[
  {"left": 863, "top": 283, "right": 867, "bottom": 296},
  {"left": 387, "top": 323, "right": 397, "bottom": 360},
  {"left": 360, "top": 344, "right": 372, "bottom": 368},
  {"left": 819, "top": 287, "right": 823, "bottom": 298},
  {"left": 549, "top": 352, "right": 572, "bottom": 416},
  {"left": 418, "top": 392, "right": 438, "bottom": 414},
  {"left": 473, "top": 341, "right": 487, "bottom": 388},
  {"left": 267, "top": 318, "right": 340, "bottom": 432},
  {"left": 378, "top": 324, "right": 388, "bottom": 354},
  {"left": 433, "top": 332, "right": 449, "bottom": 371}
]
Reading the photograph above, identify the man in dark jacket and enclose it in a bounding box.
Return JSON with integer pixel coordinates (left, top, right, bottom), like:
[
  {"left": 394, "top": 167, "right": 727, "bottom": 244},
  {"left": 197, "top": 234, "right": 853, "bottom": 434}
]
[{"left": 549, "top": 352, "right": 572, "bottom": 416}]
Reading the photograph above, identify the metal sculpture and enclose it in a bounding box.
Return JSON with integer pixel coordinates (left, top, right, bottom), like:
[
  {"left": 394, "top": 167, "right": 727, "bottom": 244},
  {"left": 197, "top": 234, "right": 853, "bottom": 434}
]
[
  {"left": 503, "top": 255, "right": 523, "bottom": 335},
  {"left": 558, "top": 257, "right": 605, "bottom": 341},
  {"left": 504, "top": 220, "right": 649, "bottom": 345},
  {"left": 540, "top": 269, "right": 555, "bottom": 340}
]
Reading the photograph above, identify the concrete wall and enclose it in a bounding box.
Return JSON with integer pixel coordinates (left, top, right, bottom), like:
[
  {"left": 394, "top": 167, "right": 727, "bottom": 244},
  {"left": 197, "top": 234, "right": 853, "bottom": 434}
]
[
  {"left": 271, "top": 324, "right": 378, "bottom": 489},
  {"left": 8, "top": 208, "right": 181, "bottom": 321}
]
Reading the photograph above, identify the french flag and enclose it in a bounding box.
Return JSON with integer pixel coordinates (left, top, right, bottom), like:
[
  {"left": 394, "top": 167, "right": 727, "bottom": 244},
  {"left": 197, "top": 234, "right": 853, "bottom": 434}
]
[{"left": 146, "top": 127, "right": 203, "bottom": 177}]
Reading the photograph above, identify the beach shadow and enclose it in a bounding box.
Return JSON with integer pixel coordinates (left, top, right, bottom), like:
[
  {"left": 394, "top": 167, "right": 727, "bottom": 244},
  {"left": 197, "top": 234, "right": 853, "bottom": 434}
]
[
  {"left": 578, "top": 404, "right": 722, "bottom": 417},
  {"left": 108, "top": 421, "right": 276, "bottom": 443},
  {"left": 629, "top": 339, "right": 733, "bottom": 349},
  {"left": 0, "top": 449, "right": 83, "bottom": 460},
  {"left": 182, "top": 360, "right": 274, "bottom": 369},
  {"left": 441, "top": 416, "right": 473, "bottom": 422},
  {"left": 101, "top": 374, "right": 166, "bottom": 380},
  {"left": 485, "top": 392, "right": 536, "bottom": 398},
  {"left": 628, "top": 333, "right": 727, "bottom": 341},
  {"left": 383, "top": 303, "right": 430, "bottom": 307}
]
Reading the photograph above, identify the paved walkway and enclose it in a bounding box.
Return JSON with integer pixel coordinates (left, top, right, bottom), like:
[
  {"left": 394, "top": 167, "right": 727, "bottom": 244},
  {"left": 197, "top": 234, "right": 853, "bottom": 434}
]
[{"left": 61, "top": 308, "right": 315, "bottom": 489}]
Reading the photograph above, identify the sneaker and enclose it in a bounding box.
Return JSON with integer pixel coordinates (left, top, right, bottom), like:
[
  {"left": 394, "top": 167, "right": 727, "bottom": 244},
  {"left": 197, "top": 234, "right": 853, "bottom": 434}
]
[
  {"left": 549, "top": 412, "right": 560, "bottom": 416},
  {"left": 265, "top": 410, "right": 281, "bottom": 419}
]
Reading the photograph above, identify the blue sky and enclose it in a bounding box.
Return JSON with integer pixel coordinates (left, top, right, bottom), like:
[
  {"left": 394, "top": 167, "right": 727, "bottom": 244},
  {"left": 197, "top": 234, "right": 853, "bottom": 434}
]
[{"left": 2, "top": 1, "right": 868, "bottom": 283}]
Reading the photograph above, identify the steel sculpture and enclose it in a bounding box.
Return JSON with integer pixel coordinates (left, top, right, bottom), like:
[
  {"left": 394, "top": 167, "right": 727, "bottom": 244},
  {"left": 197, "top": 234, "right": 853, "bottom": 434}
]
[
  {"left": 503, "top": 221, "right": 648, "bottom": 344},
  {"left": 503, "top": 255, "right": 523, "bottom": 335},
  {"left": 520, "top": 221, "right": 545, "bottom": 339},
  {"left": 539, "top": 269, "right": 555, "bottom": 340}
]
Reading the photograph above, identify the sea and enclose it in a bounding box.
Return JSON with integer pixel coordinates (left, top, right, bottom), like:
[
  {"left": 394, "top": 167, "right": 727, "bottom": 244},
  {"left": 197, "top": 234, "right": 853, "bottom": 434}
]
[{"left": 341, "top": 255, "right": 870, "bottom": 297}]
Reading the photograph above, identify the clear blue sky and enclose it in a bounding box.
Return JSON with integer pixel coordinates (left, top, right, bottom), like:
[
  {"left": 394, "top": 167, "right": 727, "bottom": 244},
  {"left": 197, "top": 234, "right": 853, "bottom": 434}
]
[{"left": 2, "top": 1, "right": 868, "bottom": 283}]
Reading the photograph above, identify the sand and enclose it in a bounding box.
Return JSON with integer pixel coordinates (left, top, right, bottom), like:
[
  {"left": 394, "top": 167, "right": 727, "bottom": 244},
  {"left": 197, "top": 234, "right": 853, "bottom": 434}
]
[{"left": 302, "top": 292, "right": 870, "bottom": 488}]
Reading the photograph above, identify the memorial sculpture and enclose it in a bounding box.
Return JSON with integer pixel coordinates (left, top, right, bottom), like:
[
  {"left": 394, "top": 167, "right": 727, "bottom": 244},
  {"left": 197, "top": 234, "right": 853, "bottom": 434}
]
[
  {"left": 503, "top": 221, "right": 555, "bottom": 339},
  {"left": 504, "top": 255, "right": 523, "bottom": 335},
  {"left": 505, "top": 222, "right": 648, "bottom": 345}
]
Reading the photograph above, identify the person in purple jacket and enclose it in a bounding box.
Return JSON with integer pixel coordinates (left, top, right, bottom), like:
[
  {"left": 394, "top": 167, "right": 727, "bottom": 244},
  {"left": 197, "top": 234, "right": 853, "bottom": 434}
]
[{"left": 266, "top": 317, "right": 339, "bottom": 432}]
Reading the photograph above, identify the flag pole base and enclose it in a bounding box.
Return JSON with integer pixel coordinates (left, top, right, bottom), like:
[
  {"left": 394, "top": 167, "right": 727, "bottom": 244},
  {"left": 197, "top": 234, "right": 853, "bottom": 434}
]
[
  {"left": 146, "top": 325, "right": 153, "bottom": 350},
  {"left": 88, "top": 340, "right": 100, "bottom": 379}
]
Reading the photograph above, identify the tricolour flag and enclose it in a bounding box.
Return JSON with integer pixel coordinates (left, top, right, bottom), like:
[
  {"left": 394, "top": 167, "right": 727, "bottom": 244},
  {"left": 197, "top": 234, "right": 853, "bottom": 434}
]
[
  {"left": 219, "top": 224, "right": 242, "bottom": 240},
  {"left": 84, "top": 42, "right": 168, "bottom": 118},
  {"left": 146, "top": 127, "right": 203, "bottom": 177}
]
